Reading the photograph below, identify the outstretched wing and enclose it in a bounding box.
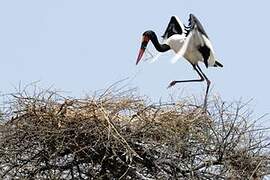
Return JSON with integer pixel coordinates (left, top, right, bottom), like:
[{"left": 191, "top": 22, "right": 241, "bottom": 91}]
[
  {"left": 187, "top": 14, "right": 209, "bottom": 38},
  {"left": 162, "top": 16, "right": 185, "bottom": 39}
]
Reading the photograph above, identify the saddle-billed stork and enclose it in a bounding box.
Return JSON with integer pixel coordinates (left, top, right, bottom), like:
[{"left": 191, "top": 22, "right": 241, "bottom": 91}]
[{"left": 136, "top": 14, "right": 223, "bottom": 108}]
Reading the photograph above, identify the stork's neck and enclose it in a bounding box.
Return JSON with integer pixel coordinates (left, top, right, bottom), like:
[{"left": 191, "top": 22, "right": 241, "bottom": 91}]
[{"left": 146, "top": 31, "right": 170, "bottom": 52}]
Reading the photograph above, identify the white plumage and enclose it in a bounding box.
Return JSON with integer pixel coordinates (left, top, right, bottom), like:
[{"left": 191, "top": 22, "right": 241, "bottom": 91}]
[
  {"left": 136, "top": 14, "right": 223, "bottom": 109},
  {"left": 162, "top": 15, "right": 221, "bottom": 67}
]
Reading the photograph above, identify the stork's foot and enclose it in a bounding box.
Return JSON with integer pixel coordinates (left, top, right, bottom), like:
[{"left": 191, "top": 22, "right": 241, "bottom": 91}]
[
  {"left": 167, "top": 81, "right": 176, "bottom": 88},
  {"left": 203, "top": 79, "right": 211, "bottom": 110},
  {"left": 202, "top": 102, "right": 207, "bottom": 112},
  {"left": 203, "top": 96, "right": 208, "bottom": 110}
]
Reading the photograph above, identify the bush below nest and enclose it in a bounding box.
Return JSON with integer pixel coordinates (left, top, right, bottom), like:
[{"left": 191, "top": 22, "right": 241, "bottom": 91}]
[{"left": 0, "top": 88, "right": 269, "bottom": 179}]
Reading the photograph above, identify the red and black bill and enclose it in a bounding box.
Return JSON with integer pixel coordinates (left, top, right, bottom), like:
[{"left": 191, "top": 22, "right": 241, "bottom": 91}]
[{"left": 136, "top": 36, "right": 150, "bottom": 65}]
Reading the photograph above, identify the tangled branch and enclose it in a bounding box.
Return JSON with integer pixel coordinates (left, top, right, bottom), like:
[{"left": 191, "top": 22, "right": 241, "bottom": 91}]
[{"left": 0, "top": 87, "right": 269, "bottom": 179}]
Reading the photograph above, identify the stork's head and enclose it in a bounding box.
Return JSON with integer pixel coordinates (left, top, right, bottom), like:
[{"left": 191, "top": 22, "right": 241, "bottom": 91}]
[{"left": 136, "top": 31, "right": 153, "bottom": 65}]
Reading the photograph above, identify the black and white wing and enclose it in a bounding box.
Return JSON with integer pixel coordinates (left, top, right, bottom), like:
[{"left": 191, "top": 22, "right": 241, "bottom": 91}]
[
  {"left": 162, "top": 16, "right": 185, "bottom": 39},
  {"left": 186, "top": 14, "right": 223, "bottom": 67},
  {"left": 187, "top": 14, "right": 208, "bottom": 38}
]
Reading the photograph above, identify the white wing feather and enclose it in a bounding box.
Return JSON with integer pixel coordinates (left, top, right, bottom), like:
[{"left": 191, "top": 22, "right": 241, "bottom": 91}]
[{"left": 170, "top": 32, "right": 192, "bottom": 64}]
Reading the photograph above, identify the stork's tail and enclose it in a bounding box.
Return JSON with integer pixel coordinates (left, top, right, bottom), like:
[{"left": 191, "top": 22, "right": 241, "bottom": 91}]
[{"left": 214, "top": 60, "right": 223, "bottom": 67}]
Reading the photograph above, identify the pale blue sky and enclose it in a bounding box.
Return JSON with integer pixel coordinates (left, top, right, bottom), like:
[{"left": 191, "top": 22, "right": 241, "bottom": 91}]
[{"left": 0, "top": 1, "right": 269, "bottom": 120}]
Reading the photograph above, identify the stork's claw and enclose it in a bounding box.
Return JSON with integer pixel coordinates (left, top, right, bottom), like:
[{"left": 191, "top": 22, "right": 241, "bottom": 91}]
[{"left": 167, "top": 81, "right": 176, "bottom": 88}]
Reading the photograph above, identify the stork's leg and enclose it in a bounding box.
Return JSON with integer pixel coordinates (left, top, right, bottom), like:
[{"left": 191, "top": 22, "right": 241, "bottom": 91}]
[
  {"left": 196, "top": 65, "right": 211, "bottom": 109},
  {"left": 168, "top": 64, "right": 205, "bottom": 88}
]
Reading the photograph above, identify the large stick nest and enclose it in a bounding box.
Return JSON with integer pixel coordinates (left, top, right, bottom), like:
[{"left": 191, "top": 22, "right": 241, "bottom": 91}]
[{"left": 0, "top": 87, "right": 269, "bottom": 179}]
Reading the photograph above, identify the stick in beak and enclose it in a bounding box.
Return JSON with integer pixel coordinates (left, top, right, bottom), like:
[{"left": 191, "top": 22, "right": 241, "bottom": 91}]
[{"left": 136, "top": 36, "right": 150, "bottom": 65}]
